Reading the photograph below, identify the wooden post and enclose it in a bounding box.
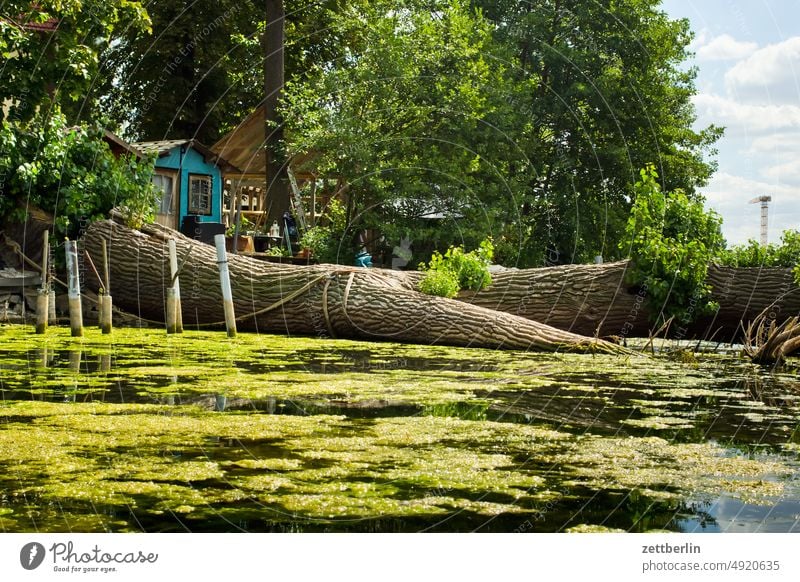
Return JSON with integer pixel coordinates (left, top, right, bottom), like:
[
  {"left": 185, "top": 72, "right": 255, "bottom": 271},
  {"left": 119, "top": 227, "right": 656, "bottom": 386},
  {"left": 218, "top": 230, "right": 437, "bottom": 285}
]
[
  {"left": 65, "top": 240, "right": 83, "bottom": 337},
  {"left": 68, "top": 349, "right": 81, "bottom": 372},
  {"left": 232, "top": 193, "right": 243, "bottom": 255},
  {"left": 214, "top": 234, "right": 237, "bottom": 338},
  {"left": 100, "top": 239, "right": 112, "bottom": 334},
  {"left": 35, "top": 231, "right": 49, "bottom": 333},
  {"left": 48, "top": 289, "right": 56, "bottom": 321},
  {"left": 101, "top": 238, "right": 110, "bottom": 291},
  {"left": 35, "top": 290, "right": 49, "bottom": 334},
  {"left": 165, "top": 287, "right": 178, "bottom": 334},
  {"left": 99, "top": 292, "right": 112, "bottom": 334},
  {"left": 167, "top": 239, "right": 183, "bottom": 333},
  {"left": 39, "top": 347, "right": 49, "bottom": 369}
]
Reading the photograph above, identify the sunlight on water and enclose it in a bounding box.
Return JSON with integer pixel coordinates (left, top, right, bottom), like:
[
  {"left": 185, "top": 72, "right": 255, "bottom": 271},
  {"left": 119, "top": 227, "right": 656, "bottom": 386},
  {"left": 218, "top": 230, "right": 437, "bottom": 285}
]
[{"left": 1, "top": 325, "right": 798, "bottom": 532}]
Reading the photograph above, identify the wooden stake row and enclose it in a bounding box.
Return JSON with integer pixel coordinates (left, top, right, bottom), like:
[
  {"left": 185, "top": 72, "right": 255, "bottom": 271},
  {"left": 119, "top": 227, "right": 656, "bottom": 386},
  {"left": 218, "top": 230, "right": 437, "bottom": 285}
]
[
  {"left": 35, "top": 233, "right": 112, "bottom": 336},
  {"left": 34, "top": 232, "right": 237, "bottom": 339}
]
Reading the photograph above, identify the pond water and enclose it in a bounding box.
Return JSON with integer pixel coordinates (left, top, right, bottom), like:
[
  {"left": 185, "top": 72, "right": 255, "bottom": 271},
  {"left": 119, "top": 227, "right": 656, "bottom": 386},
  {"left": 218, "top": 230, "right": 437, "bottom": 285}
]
[{"left": 1, "top": 325, "right": 799, "bottom": 533}]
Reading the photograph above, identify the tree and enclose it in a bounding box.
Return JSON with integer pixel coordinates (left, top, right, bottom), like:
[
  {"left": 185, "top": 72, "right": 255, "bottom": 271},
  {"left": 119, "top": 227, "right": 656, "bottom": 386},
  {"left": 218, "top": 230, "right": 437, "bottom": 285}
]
[
  {"left": 0, "top": 2, "right": 158, "bottom": 245},
  {"left": 0, "top": 0, "right": 151, "bottom": 124},
  {"left": 263, "top": 0, "right": 290, "bottom": 225},
  {"left": 0, "top": 109, "right": 159, "bottom": 241},
  {"left": 282, "top": 0, "right": 510, "bottom": 264},
  {"left": 280, "top": 0, "right": 722, "bottom": 267},
  {"left": 470, "top": 0, "right": 722, "bottom": 266},
  {"left": 85, "top": 216, "right": 626, "bottom": 354},
  {"left": 99, "top": 0, "right": 261, "bottom": 143}
]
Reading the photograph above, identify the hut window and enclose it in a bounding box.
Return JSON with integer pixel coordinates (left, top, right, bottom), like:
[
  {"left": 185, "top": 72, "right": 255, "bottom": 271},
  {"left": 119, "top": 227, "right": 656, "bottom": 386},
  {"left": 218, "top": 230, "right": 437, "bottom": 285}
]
[
  {"left": 152, "top": 173, "right": 175, "bottom": 214},
  {"left": 188, "top": 174, "right": 213, "bottom": 215}
]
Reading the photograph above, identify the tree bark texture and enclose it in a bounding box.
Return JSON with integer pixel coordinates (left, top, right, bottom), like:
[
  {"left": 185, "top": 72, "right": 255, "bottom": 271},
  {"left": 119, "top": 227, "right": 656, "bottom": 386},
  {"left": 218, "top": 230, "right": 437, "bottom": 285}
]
[
  {"left": 83, "top": 219, "right": 623, "bottom": 354},
  {"left": 457, "top": 262, "right": 800, "bottom": 341}
]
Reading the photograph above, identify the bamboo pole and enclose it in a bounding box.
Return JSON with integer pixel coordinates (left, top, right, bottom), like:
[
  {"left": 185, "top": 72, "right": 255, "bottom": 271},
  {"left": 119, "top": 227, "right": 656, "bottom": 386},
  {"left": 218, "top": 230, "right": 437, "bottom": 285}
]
[
  {"left": 168, "top": 239, "right": 183, "bottom": 333},
  {"left": 214, "top": 234, "right": 237, "bottom": 338},
  {"left": 35, "top": 230, "right": 49, "bottom": 333},
  {"left": 65, "top": 240, "right": 83, "bottom": 337}
]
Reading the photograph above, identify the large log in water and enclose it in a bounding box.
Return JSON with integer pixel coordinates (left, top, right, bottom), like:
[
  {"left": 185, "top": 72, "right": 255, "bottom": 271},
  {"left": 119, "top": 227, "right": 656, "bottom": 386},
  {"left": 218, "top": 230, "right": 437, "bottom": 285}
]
[
  {"left": 452, "top": 262, "right": 800, "bottom": 341},
  {"left": 83, "top": 218, "right": 800, "bottom": 344},
  {"left": 83, "top": 219, "right": 622, "bottom": 353},
  {"left": 460, "top": 262, "right": 800, "bottom": 341}
]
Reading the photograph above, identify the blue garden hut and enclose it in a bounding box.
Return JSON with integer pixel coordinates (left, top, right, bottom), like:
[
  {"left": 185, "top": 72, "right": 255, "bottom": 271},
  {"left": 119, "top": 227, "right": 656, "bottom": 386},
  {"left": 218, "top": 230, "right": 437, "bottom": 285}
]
[{"left": 132, "top": 139, "right": 239, "bottom": 236}]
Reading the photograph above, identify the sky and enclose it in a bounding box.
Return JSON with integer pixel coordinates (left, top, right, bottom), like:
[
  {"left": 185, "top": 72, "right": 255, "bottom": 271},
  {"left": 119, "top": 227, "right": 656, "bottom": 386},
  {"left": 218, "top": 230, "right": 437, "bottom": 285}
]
[{"left": 661, "top": 0, "right": 800, "bottom": 246}]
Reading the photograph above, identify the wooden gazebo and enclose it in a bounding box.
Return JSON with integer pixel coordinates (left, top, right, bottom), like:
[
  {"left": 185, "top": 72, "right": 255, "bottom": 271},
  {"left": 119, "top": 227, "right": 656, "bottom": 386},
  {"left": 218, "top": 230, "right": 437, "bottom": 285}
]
[{"left": 211, "top": 106, "right": 345, "bottom": 231}]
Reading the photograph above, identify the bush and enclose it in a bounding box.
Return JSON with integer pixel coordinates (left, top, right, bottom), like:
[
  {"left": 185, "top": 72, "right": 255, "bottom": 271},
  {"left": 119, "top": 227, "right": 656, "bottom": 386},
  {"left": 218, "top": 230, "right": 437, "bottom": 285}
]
[
  {"left": 718, "top": 230, "right": 800, "bottom": 269},
  {"left": 418, "top": 268, "right": 461, "bottom": 298},
  {"left": 618, "top": 165, "right": 725, "bottom": 326},
  {"left": 0, "top": 109, "right": 159, "bottom": 238},
  {"left": 299, "top": 199, "right": 350, "bottom": 264},
  {"left": 417, "top": 239, "right": 493, "bottom": 297}
]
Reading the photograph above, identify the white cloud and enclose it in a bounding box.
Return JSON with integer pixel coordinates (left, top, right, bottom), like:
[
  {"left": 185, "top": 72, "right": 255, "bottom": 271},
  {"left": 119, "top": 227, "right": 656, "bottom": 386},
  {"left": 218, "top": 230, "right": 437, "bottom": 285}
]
[
  {"left": 761, "top": 159, "right": 800, "bottom": 185},
  {"left": 696, "top": 34, "right": 757, "bottom": 61},
  {"left": 687, "top": 28, "right": 709, "bottom": 53},
  {"left": 747, "top": 133, "right": 800, "bottom": 154},
  {"left": 692, "top": 93, "right": 800, "bottom": 134},
  {"left": 700, "top": 172, "right": 800, "bottom": 245},
  {"left": 725, "top": 37, "right": 800, "bottom": 104}
]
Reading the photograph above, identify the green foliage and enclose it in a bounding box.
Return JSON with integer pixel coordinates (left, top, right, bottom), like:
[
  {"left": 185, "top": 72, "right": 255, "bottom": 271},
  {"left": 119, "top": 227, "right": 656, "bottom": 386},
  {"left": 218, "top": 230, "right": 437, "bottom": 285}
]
[
  {"left": 281, "top": 0, "right": 720, "bottom": 267},
  {"left": 719, "top": 230, "right": 800, "bottom": 268},
  {"left": 299, "top": 225, "right": 331, "bottom": 258},
  {"left": 619, "top": 165, "right": 725, "bottom": 326},
  {"left": 265, "top": 246, "right": 290, "bottom": 257},
  {"left": 717, "top": 230, "right": 800, "bottom": 287},
  {"left": 226, "top": 216, "right": 254, "bottom": 237},
  {"left": 100, "top": 0, "right": 263, "bottom": 142},
  {"left": 418, "top": 269, "right": 461, "bottom": 299},
  {"left": 0, "top": 110, "right": 160, "bottom": 238},
  {"left": 299, "top": 198, "right": 350, "bottom": 264},
  {"left": 284, "top": 1, "right": 509, "bottom": 260},
  {"left": 418, "top": 239, "right": 493, "bottom": 297},
  {"left": 0, "top": 0, "right": 151, "bottom": 125}
]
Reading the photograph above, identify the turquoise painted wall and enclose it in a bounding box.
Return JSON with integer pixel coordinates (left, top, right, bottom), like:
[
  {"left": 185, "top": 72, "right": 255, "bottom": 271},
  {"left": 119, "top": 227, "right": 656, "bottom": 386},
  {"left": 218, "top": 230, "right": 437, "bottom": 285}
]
[{"left": 154, "top": 146, "right": 223, "bottom": 223}]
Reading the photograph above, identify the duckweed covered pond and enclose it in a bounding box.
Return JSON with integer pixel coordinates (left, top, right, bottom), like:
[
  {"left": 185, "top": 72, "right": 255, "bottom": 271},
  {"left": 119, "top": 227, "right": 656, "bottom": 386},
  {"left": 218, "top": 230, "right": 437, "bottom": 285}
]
[{"left": 1, "top": 325, "right": 799, "bottom": 532}]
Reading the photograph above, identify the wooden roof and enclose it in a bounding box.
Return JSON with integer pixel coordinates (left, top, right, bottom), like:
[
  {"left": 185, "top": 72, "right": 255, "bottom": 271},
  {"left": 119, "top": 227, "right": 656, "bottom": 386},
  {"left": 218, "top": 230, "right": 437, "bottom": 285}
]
[
  {"left": 132, "top": 139, "right": 241, "bottom": 173},
  {"left": 103, "top": 130, "right": 143, "bottom": 159},
  {"left": 211, "top": 105, "right": 321, "bottom": 179}
]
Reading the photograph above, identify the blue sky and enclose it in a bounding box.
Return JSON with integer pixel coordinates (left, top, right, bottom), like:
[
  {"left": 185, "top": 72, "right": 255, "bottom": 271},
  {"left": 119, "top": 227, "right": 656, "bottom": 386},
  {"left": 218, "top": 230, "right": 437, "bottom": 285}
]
[{"left": 661, "top": 0, "right": 800, "bottom": 245}]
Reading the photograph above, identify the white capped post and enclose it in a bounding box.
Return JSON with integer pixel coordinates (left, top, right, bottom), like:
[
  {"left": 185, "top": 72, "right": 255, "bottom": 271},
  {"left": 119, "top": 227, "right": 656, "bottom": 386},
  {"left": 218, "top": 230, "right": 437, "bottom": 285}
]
[
  {"left": 167, "top": 239, "right": 183, "bottom": 334},
  {"left": 65, "top": 239, "right": 83, "bottom": 337},
  {"left": 214, "top": 234, "right": 237, "bottom": 338}
]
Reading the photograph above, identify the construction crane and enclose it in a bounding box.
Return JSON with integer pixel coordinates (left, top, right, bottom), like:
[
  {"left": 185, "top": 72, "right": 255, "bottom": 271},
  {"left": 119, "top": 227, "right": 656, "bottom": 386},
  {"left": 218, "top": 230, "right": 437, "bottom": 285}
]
[{"left": 749, "top": 195, "right": 772, "bottom": 246}]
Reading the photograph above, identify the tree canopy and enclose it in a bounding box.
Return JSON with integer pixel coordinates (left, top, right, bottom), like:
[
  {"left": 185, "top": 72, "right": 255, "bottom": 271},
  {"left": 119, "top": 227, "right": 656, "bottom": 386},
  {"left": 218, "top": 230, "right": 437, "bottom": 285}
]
[
  {"left": 279, "top": 0, "right": 722, "bottom": 266},
  {"left": 0, "top": 0, "right": 151, "bottom": 124},
  {"left": 3, "top": 0, "right": 723, "bottom": 270}
]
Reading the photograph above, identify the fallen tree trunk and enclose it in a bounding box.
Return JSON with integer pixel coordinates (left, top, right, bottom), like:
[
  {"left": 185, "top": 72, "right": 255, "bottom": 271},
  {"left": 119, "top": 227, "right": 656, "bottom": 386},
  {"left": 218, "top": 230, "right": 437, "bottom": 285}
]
[
  {"left": 82, "top": 218, "right": 800, "bottom": 345},
  {"left": 454, "top": 262, "right": 800, "bottom": 341},
  {"left": 82, "top": 219, "right": 623, "bottom": 353}
]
